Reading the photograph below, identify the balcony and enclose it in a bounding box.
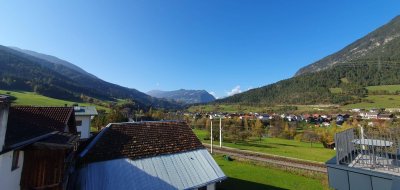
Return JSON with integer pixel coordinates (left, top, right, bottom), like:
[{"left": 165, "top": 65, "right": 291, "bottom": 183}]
[{"left": 326, "top": 127, "right": 400, "bottom": 190}]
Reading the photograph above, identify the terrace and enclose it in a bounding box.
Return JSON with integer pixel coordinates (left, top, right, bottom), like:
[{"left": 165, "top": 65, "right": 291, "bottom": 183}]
[{"left": 327, "top": 127, "right": 400, "bottom": 190}]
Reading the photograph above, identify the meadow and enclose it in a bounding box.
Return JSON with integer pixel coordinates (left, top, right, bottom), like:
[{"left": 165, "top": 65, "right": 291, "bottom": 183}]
[
  {"left": 366, "top": 85, "right": 400, "bottom": 93},
  {"left": 0, "top": 90, "right": 111, "bottom": 111},
  {"left": 194, "top": 129, "right": 335, "bottom": 163},
  {"left": 214, "top": 154, "right": 328, "bottom": 190},
  {"left": 345, "top": 95, "right": 400, "bottom": 109}
]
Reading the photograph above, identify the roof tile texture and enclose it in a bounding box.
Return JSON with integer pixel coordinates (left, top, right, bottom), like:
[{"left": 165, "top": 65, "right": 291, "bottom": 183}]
[
  {"left": 83, "top": 121, "right": 204, "bottom": 163},
  {"left": 5, "top": 106, "right": 76, "bottom": 148}
]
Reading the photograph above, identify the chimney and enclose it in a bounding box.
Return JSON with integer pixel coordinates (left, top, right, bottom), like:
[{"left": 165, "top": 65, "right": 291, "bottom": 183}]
[{"left": 0, "top": 95, "right": 10, "bottom": 152}]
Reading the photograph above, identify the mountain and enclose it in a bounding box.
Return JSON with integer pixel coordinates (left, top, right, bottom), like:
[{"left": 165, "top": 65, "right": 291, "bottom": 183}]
[
  {"left": 295, "top": 15, "right": 400, "bottom": 76},
  {"left": 147, "top": 89, "right": 216, "bottom": 104},
  {"left": 218, "top": 15, "right": 400, "bottom": 106},
  {"left": 0, "top": 45, "right": 181, "bottom": 109}
]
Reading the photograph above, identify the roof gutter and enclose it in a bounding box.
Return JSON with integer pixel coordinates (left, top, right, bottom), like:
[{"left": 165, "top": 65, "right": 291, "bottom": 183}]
[
  {"left": 186, "top": 176, "right": 228, "bottom": 190},
  {"left": 79, "top": 123, "right": 113, "bottom": 158},
  {"left": 0, "top": 131, "right": 58, "bottom": 155}
]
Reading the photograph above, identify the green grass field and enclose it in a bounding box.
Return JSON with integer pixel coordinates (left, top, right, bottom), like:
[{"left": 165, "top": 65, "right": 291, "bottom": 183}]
[
  {"left": 194, "top": 129, "right": 335, "bottom": 162},
  {"left": 329, "top": 87, "right": 342, "bottom": 94},
  {"left": 214, "top": 155, "right": 327, "bottom": 190},
  {"left": 366, "top": 85, "right": 400, "bottom": 93},
  {"left": 0, "top": 90, "right": 110, "bottom": 111},
  {"left": 345, "top": 95, "right": 400, "bottom": 109}
]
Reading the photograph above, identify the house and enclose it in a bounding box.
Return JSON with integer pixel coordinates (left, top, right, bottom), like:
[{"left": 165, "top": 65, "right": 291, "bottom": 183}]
[
  {"left": 74, "top": 121, "right": 226, "bottom": 190},
  {"left": 377, "top": 113, "right": 394, "bottom": 120},
  {"left": 0, "top": 96, "right": 79, "bottom": 190},
  {"left": 321, "top": 122, "right": 330, "bottom": 127},
  {"left": 258, "top": 114, "right": 270, "bottom": 121},
  {"left": 336, "top": 115, "right": 345, "bottom": 125},
  {"left": 385, "top": 108, "right": 400, "bottom": 113},
  {"left": 359, "top": 111, "right": 379, "bottom": 120},
  {"left": 74, "top": 106, "right": 98, "bottom": 139},
  {"left": 350, "top": 108, "right": 361, "bottom": 112}
]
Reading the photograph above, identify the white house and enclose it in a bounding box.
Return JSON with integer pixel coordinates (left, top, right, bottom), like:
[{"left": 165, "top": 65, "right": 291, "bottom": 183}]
[
  {"left": 74, "top": 106, "right": 98, "bottom": 139},
  {"left": 0, "top": 96, "right": 79, "bottom": 190},
  {"left": 359, "top": 111, "right": 379, "bottom": 120},
  {"left": 0, "top": 96, "right": 22, "bottom": 190},
  {"left": 75, "top": 121, "right": 226, "bottom": 190}
]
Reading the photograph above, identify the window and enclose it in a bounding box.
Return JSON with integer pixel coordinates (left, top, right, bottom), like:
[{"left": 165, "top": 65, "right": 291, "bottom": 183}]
[
  {"left": 76, "top": 120, "right": 82, "bottom": 126},
  {"left": 11, "top": 151, "right": 20, "bottom": 171}
]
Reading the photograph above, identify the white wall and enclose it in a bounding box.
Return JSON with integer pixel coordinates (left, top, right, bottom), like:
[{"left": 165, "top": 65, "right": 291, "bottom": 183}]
[
  {"left": 207, "top": 183, "right": 216, "bottom": 190},
  {"left": 0, "top": 104, "right": 9, "bottom": 151},
  {"left": 0, "top": 150, "right": 24, "bottom": 190},
  {"left": 76, "top": 116, "right": 91, "bottom": 139}
]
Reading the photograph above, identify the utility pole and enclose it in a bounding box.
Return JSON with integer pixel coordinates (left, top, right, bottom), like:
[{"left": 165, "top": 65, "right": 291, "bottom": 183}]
[
  {"left": 210, "top": 119, "right": 213, "bottom": 154},
  {"left": 219, "top": 117, "right": 222, "bottom": 148}
]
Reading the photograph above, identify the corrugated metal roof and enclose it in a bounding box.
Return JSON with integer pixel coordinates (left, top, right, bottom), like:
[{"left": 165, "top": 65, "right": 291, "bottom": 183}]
[{"left": 76, "top": 149, "right": 226, "bottom": 190}]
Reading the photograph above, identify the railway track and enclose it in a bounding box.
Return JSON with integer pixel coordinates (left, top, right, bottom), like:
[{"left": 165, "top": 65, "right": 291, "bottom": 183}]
[{"left": 204, "top": 143, "right": 327, "bottom": 173}]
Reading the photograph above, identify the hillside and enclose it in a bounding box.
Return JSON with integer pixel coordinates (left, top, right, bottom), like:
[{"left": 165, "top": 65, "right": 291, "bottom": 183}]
[
  {"left": 0, "top": 45, "right": 181, "bottom": 110},
  {"left": 147, "top": 89, "right": 215, "bottom": 104},
  {"left": 295, "top": 15, "right": 400, "bottom": 76},
  {"left": 217, "top": 15, "right": 400, "bottom": 106},
  {"left": 0, "top": 89, "right": 111, "bottom": 111},
  {"left": 9, "top": 46, "right": 98, "bottom": 79}
]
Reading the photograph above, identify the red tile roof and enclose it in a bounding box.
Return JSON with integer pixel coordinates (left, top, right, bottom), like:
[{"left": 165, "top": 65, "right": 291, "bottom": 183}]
[
  {"left": 81, "top": 121, "right": 204, "bottom": 164},
  {"left": 4, "top": 106, "right": 77, "bottom": 149}
]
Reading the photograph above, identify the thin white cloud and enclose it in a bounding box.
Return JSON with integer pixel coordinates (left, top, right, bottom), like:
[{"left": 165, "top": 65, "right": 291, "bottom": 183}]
[
  {"left": 227, "top": 85, "right": 242, "bottom": 96},
  {"left": 209, "top": 91, "right": 218, "bottom": 99}
]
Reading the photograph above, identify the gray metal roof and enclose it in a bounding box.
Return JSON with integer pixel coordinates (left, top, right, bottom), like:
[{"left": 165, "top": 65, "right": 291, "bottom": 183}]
[
  {"left": 74, "top": 106, "right": 98, "bottom": 116},
  {"left": 76, "top": 149, "right": 226, "bottom": 190}
]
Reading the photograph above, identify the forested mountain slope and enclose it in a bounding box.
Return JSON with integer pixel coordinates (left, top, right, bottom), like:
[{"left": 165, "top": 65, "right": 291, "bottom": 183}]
[
  {"left": 218, "top": 15, "right": 400, "bottom": 106},
  {"left": 295, "top": 15, "right": 400, "bottom": 76},
  {"left": 0, "top": 45, "right": 181, "bottom": 109}
]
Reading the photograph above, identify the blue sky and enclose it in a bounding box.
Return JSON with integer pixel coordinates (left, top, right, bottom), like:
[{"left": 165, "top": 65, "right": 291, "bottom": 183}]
[{"left": 0, "top": 1, "right": 399, "bottom": 98}]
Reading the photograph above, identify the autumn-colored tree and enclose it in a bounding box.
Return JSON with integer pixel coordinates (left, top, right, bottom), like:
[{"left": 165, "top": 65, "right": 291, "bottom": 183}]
[
  {"left": 107, "top": 108, "right": 128, "bottom": 123},
  {"left": 303, "top": 130, "right": 320, "bottom": 147},
  {"left": 91, "top": 113, "right": 107, "bottom": 131},
  {"left": 253, "top": 119, "right": 264, "bottom": 141}
]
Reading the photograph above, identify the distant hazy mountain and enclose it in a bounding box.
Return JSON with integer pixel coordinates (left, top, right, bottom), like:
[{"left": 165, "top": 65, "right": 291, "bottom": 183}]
[
  {"left": 147, "top": 89, "right": 216, "bottom": 104},
  {"left": 0, "top": 45, "right": 181, "bottom": 109},
  {"left": 295, "top": 15, "right": 400, "bottom": 76}
]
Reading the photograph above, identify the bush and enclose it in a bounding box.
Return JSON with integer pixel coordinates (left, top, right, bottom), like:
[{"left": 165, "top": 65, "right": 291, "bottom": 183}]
[{"left": 294, "top": 134, "right": 303, "bottom": 142}]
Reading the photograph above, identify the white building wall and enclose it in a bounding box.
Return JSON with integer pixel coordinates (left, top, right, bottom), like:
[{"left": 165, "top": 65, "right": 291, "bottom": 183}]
[
  {"left": 76, "top": 116, "right": 91, "bottom": 139},
  {"left": 0, "top": 104, "right": 9, "bottom": 151},
  {"left": 207, "top": 183, "right": 216, "bottom": 190},
  {"left": 0, "top": 150, "right": 24, "bottom": 190}
]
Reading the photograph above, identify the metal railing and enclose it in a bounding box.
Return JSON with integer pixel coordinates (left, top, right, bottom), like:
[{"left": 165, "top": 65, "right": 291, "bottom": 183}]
[{"left": 335, "top": 127, "right": 400, "bottom": 174}]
